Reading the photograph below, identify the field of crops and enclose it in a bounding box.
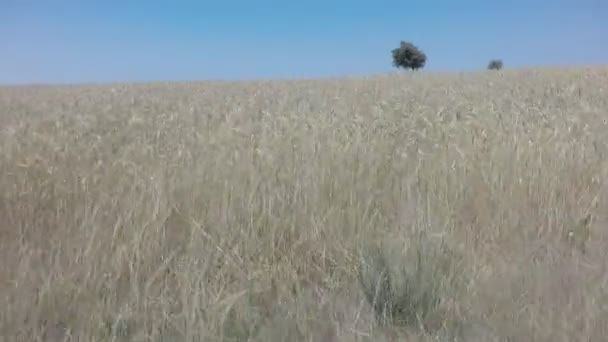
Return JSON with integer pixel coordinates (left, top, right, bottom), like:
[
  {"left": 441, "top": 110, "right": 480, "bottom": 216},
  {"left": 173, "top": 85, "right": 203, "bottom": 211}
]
[{"left": 1, "top": 66, "right": 608, "bottom": 341}]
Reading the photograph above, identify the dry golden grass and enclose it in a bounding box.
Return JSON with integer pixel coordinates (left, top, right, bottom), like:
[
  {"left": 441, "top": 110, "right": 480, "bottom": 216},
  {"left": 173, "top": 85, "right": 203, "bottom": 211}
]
[{"left": 1, "top": 66, "right": 608, "bottom": 341}]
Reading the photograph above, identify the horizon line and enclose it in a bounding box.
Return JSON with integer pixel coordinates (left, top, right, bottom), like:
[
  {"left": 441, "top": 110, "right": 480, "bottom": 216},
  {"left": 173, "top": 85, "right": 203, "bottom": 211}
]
[{"left": 1, "top": 63, "right": 606, "bottom": 88}]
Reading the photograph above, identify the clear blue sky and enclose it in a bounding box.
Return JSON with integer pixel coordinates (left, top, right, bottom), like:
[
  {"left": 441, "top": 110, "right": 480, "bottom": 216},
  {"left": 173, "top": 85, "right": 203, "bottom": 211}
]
[{"left": 1, "top": 1, "right": 606, "bottom": 84}]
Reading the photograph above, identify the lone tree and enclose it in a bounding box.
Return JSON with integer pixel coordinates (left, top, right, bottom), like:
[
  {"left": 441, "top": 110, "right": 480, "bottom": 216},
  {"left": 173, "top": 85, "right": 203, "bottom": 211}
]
[
  {"left": 488, "top": 59, "right": 503, "bottom": 70},
  {"left": 391, "top": 41, "right": 427, "bottom": 71}
]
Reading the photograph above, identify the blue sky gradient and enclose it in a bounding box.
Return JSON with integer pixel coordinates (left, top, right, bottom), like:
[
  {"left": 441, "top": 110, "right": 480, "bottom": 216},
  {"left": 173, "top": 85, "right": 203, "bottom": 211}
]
[{"left": 1, "top": 1, "right": 606, "bottom": 84}]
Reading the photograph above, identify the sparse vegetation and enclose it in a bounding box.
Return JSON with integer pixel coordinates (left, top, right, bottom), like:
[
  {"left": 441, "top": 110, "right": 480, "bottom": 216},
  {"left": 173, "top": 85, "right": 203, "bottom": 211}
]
[
  {"left": 391, "top": 41, "right": 427, "bottom": 70},
  {"left": 1, "top": 66, "right": 608, "bottom": 341},
  {"left": 488, "top": 59, "right": 504, "bottom": 70},
  {"left": 357, "top": 233, "right": 463, "bottom": 331}
]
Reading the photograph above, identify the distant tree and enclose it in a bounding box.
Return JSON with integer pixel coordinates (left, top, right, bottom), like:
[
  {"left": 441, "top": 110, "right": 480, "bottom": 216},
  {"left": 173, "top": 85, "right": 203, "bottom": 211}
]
[
  {"left": 391, "top": 41, "right": 427, "bottom": 71},
  {"left": 488, "top": 59, "right": 503, "bottom": 70}
]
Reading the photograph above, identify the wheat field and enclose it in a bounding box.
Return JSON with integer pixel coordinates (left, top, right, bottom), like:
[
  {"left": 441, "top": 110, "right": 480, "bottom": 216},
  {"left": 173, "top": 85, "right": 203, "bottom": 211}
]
[{"left": 1, "top": 66, "right": 608, "bottom": 341}]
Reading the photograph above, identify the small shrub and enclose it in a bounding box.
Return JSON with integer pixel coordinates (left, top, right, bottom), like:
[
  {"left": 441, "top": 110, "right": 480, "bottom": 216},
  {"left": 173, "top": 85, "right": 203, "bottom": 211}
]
[
  {"left": 488, "top": 59, "right": 504, "bottom": 70},
  {"left": 357, "top": 232, "right": 463, "bottom": 332}
]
